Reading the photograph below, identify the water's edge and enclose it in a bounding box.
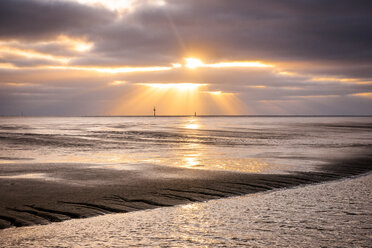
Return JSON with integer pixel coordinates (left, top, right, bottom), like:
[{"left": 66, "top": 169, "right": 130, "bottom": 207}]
[{"left": 1, "top": 156, "right": 371, "bottom": 230}]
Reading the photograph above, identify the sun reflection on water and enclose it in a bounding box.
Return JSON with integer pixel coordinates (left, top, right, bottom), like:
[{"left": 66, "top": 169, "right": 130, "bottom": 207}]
[
  {"left": 183, "top": 154, "right": 201, "bottom": 168},
  {"left": 183, "top": 118, "right": 200, "bottom": 130},
  {"left": 4, "top": 118, "right": 276, "bottom": 174},
  {"left": 184, "top": 123, "right": 199, "bottom": 129}
]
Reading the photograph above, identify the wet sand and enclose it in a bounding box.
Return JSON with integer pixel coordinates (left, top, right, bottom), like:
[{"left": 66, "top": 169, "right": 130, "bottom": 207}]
[{"left": 0, "top": 156, "right": 371, "bottom": 229}]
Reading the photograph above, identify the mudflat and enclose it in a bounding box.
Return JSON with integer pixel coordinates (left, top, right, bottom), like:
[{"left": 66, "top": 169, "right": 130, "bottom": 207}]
[{"left": 0, "top": 156, "right": 371, "bottom": 229}]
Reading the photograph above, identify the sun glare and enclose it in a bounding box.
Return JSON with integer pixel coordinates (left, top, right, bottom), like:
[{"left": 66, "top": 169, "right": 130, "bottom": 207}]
[
  {"left": 109, "top": 82, "right": 248, "bottom": 115},
  {"left": 72, "top": 0, "right": 166, "bottom": 11},
  {"left": 185, "top": 58, "right": 204, "bottom": 69},
  {"left": 172, "top": 63, "right": 182, "bottom": 68},
  {"left": 110, "top": 80, "right": 127, "bottom": 86},
  {"left": 73, "top": 0, "right": 135, "bottom": 11},
  {"left": 141, "top": 83, "right": 207, "bottom": 90},
  {"left": 206, "top": 91, "right": 234, "bottom": 96},
  {"left": 205, "top": 61, "right": 273, "bottom": 68},
  {"left": 56, "top": 35, "right": 93, "bottom": 52},
  {"left": 184, "top": 58, "right": 272, "bottom": 70},
  {"left": 208, "top": 91, "right": 222, "bottom": 95}
]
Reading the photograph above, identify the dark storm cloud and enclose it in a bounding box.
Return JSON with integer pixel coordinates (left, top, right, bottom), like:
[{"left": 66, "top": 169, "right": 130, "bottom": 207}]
[
  {"left": 2, "top": 0, "right": 372, "bottom": 71},
  {"left": 80, "top": 0, "right": 372, "bottom": 71},
  {"left": 0, "top": 0, "right": 115, "bottom": 40}
]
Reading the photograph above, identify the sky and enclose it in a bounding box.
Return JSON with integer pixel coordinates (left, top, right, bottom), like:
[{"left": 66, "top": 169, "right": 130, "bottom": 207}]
[{"left": 0, "top": 0, "right": 371, "bottom": 116}]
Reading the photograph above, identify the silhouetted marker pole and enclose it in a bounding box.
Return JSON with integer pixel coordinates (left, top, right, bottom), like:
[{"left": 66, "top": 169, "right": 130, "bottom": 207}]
[
  {"left": 194, "top": 112, "right": 196, "bottom": 117},
  {"left": 153, "top": 106, "right": 156, "bottom": 117}
]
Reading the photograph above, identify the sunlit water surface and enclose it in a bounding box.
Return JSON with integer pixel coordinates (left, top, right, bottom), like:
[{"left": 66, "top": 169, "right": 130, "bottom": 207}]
[
  {"left": 0, "top": 116, "right": 371, "bottom": 174},
  {"left": 0, "top": 117, "right": 371, "bottom": 246}
]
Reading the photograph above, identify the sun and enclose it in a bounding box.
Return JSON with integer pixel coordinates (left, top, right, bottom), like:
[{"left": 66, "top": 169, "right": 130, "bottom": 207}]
[
  {"left": 185, "top": 58, "right": 204, "bottom": 69},
  {"left": 140, "top": 83, "right": 207, "bottom": 91}
]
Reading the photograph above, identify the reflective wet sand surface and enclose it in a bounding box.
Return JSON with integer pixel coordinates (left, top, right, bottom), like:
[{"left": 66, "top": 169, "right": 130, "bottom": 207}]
[{"left": 1, "top": 173, "right": 370, "bottom": 247}]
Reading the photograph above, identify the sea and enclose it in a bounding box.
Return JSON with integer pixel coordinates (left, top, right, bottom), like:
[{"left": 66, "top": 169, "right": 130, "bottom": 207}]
[
  {"left": 0, "top": 116, "right": 371, "bottom": 173},
  {"left": 0, "top": 116, "right": 371, "bottom": 247}
]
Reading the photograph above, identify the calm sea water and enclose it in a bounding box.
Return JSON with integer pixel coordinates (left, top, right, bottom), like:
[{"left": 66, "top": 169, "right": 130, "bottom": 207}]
[{"left": 0, "top": 116, "right": 371, "bottom": 173}]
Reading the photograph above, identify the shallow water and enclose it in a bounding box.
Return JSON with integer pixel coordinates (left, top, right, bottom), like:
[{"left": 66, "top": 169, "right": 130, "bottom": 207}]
[
  {"left": 0, "top": 117, "right": 371, "bottom": 246},
  {"left": 0, "top": 116, "right": 371, "bottom": 174},
  {"left": 1, "top": 173, "right": 370, "bottom": 247}
]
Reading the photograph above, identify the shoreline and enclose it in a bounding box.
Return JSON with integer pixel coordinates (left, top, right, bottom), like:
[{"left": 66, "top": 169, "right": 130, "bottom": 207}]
[
  {"left": 1, "top": 170, "right": 371, "bottom": 247},
  {"left": 0, "top": 156, "right": 371, "bottom": 230}
]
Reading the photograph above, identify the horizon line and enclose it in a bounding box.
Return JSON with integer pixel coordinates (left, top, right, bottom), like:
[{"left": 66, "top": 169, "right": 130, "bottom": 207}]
[{"left": 1, "top": 114, "right": 372, "bottom": 118}]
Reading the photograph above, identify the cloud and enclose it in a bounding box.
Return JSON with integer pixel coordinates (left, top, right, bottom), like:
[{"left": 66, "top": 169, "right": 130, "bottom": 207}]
[
  {"left": 0, "top": 0, "right": 115, "bottom": 40},
  {"left": 0, "top": 0, "right": 371, "bottom": 115},
  {"left": 78, "top": 0, "right": 372, "bottom": 69},
  {"left": 2, "top": 0, "right": 372, "bottom": 70}
]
